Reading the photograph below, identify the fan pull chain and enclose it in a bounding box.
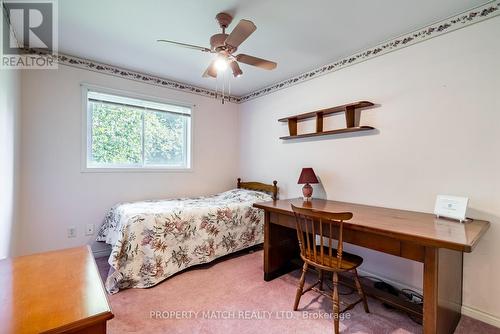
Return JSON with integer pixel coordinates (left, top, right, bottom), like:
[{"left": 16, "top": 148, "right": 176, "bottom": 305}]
[
  {"left": 213, "top": 63, "right": 233, "bottom": 104},
  {"left": 215, "top": 75, "right": 218, "bottom": 100},
  {"left": 222, "top": 70, "right": 225, "bottom": 104}
]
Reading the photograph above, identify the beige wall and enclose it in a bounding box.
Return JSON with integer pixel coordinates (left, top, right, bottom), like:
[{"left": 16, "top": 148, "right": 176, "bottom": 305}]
[
  {"left": 0, "top": 69, "right": 21, "bottom": 259},
  {"left": 239, "top": 17, "right": 500, "bottom": 321},
  {"left": 18, "top": 65, "right": 240, "bottom": 256},
  {"left": 11, "top": 12, "right": 500, "bottom": 326}
]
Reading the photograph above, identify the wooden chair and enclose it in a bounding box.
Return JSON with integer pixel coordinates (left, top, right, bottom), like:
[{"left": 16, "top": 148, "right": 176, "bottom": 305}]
[{"left": 291, "top": 204, "right": 369, "bottom": 334}]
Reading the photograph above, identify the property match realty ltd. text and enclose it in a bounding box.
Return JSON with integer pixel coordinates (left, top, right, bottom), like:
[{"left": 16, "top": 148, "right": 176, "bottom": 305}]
[{"left": 150, "top": 310, "right": 352, "bottom": 320}]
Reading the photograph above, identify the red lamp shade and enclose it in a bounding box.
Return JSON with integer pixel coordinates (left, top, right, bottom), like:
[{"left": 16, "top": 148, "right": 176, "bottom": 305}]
[{"left": 297, "top": 168, "right": 319, "bottom": 184}]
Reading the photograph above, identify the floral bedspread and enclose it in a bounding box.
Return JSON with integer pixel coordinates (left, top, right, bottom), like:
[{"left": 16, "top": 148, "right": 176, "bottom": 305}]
[{"left": 97, "top": 189, "right": 272, "bottom": 294}]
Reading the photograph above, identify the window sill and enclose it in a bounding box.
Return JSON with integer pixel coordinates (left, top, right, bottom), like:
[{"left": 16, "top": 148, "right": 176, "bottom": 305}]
[{"left": 81, "top": 167, "right": 194, "bottom": 173}]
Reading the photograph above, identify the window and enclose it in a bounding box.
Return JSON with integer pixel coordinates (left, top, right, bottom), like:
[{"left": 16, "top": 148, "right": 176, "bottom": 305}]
[{"left": 83, "top": 87, "right": 192, "bottom": 171}]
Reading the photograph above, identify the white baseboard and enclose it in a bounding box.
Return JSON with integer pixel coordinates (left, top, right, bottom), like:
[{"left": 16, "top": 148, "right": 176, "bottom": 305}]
[
  {"left": 92, "top": 248, "right": 111, "bottom": 258},
  {"left": 461, "top": 305, "right": 500, "bottom": 328},
  {"left": 357, "top": 268, "right": 422, "bottom": 294},
  {"left": 358, "top": 268, "right": 500, "bottom": 329}
]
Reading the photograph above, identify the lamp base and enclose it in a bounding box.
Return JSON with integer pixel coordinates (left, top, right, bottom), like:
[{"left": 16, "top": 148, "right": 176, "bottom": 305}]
[{"left": 302, "top": 183, "right": 313, "bottom": 201}]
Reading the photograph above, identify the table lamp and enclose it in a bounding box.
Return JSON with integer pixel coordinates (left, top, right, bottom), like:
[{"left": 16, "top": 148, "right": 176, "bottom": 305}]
[{"left": 298, "top": 168, "right": 319, "bottom": 201}]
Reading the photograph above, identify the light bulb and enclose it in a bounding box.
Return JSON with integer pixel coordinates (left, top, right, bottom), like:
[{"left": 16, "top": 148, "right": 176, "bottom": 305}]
[{"left": 214, "top": 57, "right": 228, "bottom": 71}]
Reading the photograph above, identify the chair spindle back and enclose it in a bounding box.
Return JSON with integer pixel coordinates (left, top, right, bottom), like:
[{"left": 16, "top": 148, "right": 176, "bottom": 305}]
[{"left": 291, "top": 204, "right": 353, "bottom": 268}]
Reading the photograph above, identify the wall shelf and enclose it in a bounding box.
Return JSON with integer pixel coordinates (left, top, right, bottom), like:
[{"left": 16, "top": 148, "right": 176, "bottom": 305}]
[
  {"left": 279, "top": 126, "right": 374, "bottom": 140},
  {"left": 278, "top": 101, "right": 376, "bottom": 140}
]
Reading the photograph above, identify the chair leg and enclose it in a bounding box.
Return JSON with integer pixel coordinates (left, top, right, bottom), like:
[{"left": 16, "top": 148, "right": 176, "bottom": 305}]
[
  {"left": 354, "top": 269, "right": 370, "bottom": 313},
  {"left": 332, "top": 272, "right": 340, "bottom": 334},
  {"left": 318, "top": 269, "right": 324, "bottom": 291},
  {"left": 294, "top": 262, "right": 308, "bottom": 311}
]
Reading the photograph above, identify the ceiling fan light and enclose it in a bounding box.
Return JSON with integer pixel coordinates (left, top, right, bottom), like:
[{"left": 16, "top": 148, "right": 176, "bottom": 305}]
[
  {"left": 214, "top": 57, "right": 228, "bottom": 71},
  {"left": 230, "top": 61, "right": 243, "bottom": 78}
]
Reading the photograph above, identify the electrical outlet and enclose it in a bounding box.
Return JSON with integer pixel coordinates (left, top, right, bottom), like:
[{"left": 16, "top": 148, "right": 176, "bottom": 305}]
[
  {"left": 67, "top": 226, "right": 77, "bottom": 238},
  {"left": 85, "top": 223, "right": 95, "bottom": 236}
]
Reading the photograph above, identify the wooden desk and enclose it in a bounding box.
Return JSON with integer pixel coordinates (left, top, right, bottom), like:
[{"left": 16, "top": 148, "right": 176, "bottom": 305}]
[
  {"left": 254, "top": 198, "right": 489, "bottom": 334},
  {"left": 0, "top": 246, "right": 114, "bottom": 334}
]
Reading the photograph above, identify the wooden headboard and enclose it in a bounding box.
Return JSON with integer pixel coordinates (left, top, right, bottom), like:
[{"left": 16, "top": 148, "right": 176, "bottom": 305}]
[{"left": 237, "top": 178, "right": 278, "bottom": 200}]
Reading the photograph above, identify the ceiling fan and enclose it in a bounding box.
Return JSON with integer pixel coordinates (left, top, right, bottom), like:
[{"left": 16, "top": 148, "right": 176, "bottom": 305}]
[{"left": 158, "top": 12, "right": 277, "bottom": 79}]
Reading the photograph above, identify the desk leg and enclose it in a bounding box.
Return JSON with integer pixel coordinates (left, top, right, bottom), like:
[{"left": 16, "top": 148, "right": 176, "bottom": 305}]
[
  {"left": 423, "top": 247, "right": 463, "bottom": 334},
  {"left": 263, "top": 212, "right": 300, "bottom": 281}
]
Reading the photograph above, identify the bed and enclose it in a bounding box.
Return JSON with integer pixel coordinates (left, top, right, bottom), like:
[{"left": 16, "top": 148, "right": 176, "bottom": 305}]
[{"left": 96, "top": 179, "right": 278, "bottom": 294}]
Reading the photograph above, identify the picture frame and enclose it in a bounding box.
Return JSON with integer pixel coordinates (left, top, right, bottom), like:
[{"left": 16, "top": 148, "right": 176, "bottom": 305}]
[{"left": 434, "top": 195, "right": 469, "bottom": 222}]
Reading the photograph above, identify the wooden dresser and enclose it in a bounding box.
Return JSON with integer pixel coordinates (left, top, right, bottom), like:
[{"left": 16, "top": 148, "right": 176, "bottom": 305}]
[{"left": 0, "top": 246, "right": 114, "bottom": 333}]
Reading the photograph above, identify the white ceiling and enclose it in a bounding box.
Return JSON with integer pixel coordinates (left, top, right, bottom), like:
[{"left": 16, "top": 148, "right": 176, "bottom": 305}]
[{"left": 59, "top": 0, "right": 488, "bottom": 96}]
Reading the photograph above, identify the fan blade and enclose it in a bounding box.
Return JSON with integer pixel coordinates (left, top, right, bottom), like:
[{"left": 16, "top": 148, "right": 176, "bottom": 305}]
[
  {"left": 157, "top": 39, "right": 212, "bottom": 53},
  {"left": 236, "top": 54, "right": 277, "bottom": 70},
  {"left": 225, "top": 19, "right": 256, "bottom": 48},
  {"left": 202, "top": 60, "right": 217, "bottom": 78}
]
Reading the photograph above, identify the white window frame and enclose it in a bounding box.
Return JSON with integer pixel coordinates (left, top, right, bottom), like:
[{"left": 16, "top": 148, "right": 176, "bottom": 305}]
[{"left": 81, "top": 84, "right": 194, "bottom": 173}]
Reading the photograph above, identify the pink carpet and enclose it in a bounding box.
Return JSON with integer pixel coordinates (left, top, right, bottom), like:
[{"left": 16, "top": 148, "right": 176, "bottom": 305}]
[{"left": 96, "top": 249, "right": 499, "bottom": 333}]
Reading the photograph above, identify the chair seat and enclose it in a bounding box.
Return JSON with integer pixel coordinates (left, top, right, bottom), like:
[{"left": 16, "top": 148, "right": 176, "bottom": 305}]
[{"left": 303, "top": 246, "right": 363, "bottom": 271}]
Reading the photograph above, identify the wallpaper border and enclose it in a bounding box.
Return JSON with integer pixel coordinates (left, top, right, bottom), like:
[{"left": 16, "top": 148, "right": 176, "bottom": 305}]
[
  {"left": 51, "top": 53, "right": 240, "bottom": 103},
  {"left": 33, "top": 0, "right": 500, "bottom": 104},
  {"left": 238, "top": 0, "right": 500, "bottom": 102}
]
